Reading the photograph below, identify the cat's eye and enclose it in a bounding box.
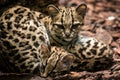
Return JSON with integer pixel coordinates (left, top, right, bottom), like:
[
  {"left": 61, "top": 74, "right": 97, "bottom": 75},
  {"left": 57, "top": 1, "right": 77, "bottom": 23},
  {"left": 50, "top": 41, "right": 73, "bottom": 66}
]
[
  {"left": 53, "top": 24, "right": 64, "bottom": 29},
  {"left": 72, "top": 23, "right": 80, "bottom": 29}
]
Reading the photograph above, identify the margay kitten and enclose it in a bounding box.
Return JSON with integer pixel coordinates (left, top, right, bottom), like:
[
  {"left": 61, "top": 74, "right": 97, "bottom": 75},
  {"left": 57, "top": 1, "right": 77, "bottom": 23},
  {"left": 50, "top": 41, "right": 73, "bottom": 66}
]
[{"left": 0, "top": 3, "right": 113, "bottom": 78}]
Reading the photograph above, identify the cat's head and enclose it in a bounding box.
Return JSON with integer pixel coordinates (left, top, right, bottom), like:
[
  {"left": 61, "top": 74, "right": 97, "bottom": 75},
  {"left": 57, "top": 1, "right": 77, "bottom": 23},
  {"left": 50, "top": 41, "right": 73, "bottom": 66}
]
[{"left": 48, "top": 3, "right": 87, "bottom": 45}]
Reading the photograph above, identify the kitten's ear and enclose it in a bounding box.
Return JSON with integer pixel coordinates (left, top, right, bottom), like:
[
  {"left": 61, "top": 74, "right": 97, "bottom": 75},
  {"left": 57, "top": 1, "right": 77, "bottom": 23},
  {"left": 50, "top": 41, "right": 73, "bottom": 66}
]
[
  {"left": 76, "top": 3, "right": 87, "bottom": 16},
  {"left": 47, "top": 5, "right": 59, "bottom": 17}
]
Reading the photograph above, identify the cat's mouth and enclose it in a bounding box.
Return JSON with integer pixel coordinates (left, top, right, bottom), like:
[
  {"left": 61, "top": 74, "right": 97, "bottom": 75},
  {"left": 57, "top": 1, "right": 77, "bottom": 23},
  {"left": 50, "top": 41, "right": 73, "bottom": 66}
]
[
  {"left": 64, "top": 35, "right": 78, "bottom": 42},
  {"left": 64, "top": 38, "right": 73, "bottom": 41}
]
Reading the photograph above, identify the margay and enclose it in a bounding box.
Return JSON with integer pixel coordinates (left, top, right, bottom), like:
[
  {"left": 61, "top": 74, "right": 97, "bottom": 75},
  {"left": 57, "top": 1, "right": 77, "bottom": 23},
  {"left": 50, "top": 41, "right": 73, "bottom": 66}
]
[{"left": 0, "top": 3, "right": 113, "bottom": 77}]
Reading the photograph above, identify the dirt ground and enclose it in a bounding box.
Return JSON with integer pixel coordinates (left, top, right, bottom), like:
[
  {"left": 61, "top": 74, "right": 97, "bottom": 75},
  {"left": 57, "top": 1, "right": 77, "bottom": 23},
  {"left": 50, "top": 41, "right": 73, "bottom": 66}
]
[{"left": 0, "top": 0, "right": 120, "bottom": 80}]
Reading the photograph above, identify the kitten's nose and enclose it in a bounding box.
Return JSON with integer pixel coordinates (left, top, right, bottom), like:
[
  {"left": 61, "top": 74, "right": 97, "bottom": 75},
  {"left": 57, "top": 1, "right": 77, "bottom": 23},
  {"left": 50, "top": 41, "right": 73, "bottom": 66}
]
[
  {"left": 65, "top": 29, "right": 70, "bottom": 37},
  {"left": 65, "top": 32, "right": 70, "bottom": 37}
]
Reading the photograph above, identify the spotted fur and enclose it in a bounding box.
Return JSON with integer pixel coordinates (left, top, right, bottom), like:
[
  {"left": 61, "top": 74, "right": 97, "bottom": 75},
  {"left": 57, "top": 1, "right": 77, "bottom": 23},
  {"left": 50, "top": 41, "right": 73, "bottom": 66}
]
[
  {"left": 68, "top": 35, "right": 113, "bottom": 71},
  {"left": 41, "top": 46, "right": 75, "bottom": 77},
  {"left": 0, "top": 3, "right": 113, "bottom": 77},
  {"left": 0, "top": 6, "right": 51, "bottom": 74},
  {"left": 0, "top": 6, "right": 75, "bottom": 77}
]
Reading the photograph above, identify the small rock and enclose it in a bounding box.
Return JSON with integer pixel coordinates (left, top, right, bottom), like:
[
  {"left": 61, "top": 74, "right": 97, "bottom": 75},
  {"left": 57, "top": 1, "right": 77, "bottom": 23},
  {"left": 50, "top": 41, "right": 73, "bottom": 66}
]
[{"left": 107, "top": 16, "right": 115, "bottom": 21}]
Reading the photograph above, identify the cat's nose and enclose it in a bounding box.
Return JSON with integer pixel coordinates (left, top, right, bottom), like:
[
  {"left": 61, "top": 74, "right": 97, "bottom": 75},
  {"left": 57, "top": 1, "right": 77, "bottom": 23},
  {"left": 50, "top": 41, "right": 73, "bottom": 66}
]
[
  {"left": 65, "top": 29, "right": 71, "bottom": 37},
  {"left": 65, "top": 32, "right": 70, "bottom": 37}
]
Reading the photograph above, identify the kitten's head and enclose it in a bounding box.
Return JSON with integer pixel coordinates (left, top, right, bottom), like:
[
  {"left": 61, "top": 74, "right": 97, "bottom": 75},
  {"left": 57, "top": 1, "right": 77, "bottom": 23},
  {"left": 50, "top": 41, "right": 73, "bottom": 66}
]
[{"left": 48, "top": 3, "right": 87, "bottom": 45}]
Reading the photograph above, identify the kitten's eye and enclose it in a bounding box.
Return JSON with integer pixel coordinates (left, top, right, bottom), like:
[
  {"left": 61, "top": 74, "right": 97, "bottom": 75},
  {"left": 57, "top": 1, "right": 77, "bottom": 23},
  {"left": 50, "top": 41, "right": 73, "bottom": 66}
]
[
  {"left": 53, "top": 24, "right": 64, "bottom": 29},
  {"left": 72, "top": 23, "right": 80, "bottom": 29}
]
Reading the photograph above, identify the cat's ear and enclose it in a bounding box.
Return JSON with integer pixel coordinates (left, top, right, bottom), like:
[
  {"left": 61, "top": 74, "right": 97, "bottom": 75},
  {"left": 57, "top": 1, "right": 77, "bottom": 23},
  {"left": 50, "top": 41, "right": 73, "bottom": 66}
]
[
  {"left": 47, "top": 5, "right": 59, "bottom": 17},
  {"left": 76, "top": 3, "right": 87, "bottom": 17}
]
